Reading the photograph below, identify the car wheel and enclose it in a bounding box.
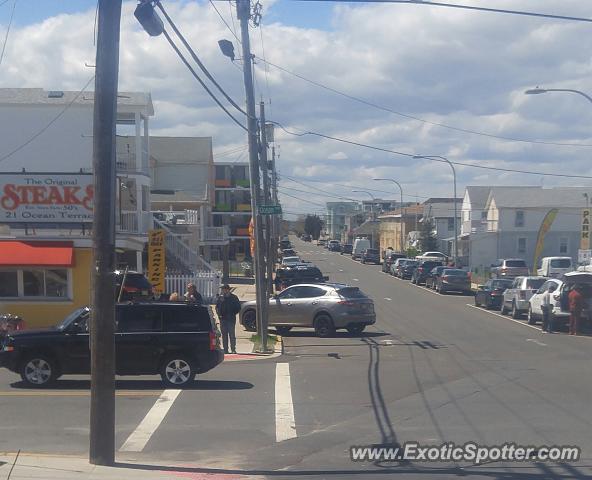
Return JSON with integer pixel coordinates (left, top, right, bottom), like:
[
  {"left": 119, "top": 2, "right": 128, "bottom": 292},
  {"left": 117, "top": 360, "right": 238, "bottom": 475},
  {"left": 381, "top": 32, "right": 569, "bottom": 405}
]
[
  {"left": 346, "top": 324, "right": 366, "bottom": 335},
  {"left": 161, "top": 356, "right": 195, "bottom": 388},
  {"left": 500, "top": 301, "right": 508, "bottom": 315},
  {"left": 511, "top": 301, "right": 521, "bottom": 319},
  {"left": 242, "top": 310, "right": 257, "bottom": 332},
  {"left": 275, "top": 326, "right": 292, "bottom": 335},
  {"left": 527, "top": 305, "right": 536, "bottom": 325},
  {"left": 20, "top": 354, "right": 58, "bottom": 388},
  {"left": 314, "top": 314, "right": 336, "bottom": 338}
]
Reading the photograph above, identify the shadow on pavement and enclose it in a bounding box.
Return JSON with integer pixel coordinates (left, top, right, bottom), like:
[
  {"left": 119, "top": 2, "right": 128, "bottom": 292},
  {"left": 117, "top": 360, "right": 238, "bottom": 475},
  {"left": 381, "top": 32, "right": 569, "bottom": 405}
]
[
  {"left": 9, "top": 379, "right": 253, "bottom": 391},
  {"left": 277, "top": 331, "right": 389, "bottom": 339}
]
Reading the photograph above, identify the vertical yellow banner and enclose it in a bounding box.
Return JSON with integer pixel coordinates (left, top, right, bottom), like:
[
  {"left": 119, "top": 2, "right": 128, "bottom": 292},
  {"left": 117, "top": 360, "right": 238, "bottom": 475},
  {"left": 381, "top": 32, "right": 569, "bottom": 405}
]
[
  {"left": 581, "top": 209, "right": 590, "bottom": 250},
  {"left": 533, "top": 209, "right": 558, "bottom": 272},
  {"left": 147, "top": 229, "right": 166, "bottom": 295}
]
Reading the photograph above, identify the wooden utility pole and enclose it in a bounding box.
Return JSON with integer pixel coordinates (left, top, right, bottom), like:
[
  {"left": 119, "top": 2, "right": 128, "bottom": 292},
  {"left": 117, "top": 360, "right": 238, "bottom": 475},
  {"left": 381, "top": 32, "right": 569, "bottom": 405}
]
[
  {"left": 89, "top": 0, "right": 122, "bottom": 466},
  {"left": 259, "top": 102, "right": 273, "bottom": 298}
]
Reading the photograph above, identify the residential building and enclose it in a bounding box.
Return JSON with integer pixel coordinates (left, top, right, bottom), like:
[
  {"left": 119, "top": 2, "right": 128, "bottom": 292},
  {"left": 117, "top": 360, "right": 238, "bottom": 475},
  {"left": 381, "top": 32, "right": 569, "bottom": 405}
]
[
  {"left": 0, "top": 87, "right": 153, "bottom": 327},
  {"left": 468, "top": 186, "right": 590, "bottom": 271},
  {"left": 360, "top": 199, "right": 399, "bottom": 217},
  {"left": 211, "top": 162, "right": 252, "bottom": 273},
  {"left": 326, "top": 202, "right": 360, "bottom": 240},
  {"left": 378, "top": 203, "right": 423, "bottom": 253},
  {"left": 421, "top": 197, "right": 462, "bottom": 257}
]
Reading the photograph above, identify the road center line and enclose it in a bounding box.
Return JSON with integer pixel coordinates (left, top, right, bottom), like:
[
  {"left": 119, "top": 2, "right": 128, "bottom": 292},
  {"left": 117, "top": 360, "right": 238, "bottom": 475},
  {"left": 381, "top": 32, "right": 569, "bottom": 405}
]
[
  {"left": 119, "top": 389, "right": 181, "bottom": 452},
  {"left": 384, "top": 297, "right": 392, "bottom": 301},
  {"left": 352, "top": 278, "right": 359, "bottom": 282},
  {"left": 275, "top": 362, "right": 296, "bottom": 442},
  {"left": 526, "top": 338, "right": 547, "bottom": 346}
]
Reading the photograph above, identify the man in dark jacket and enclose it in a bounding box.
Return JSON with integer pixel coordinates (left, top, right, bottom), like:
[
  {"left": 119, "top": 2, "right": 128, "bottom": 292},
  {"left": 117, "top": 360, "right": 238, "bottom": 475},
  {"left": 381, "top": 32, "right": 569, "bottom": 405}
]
[{"left": 216, "top": 284, "right": 242, "bottom": 353}]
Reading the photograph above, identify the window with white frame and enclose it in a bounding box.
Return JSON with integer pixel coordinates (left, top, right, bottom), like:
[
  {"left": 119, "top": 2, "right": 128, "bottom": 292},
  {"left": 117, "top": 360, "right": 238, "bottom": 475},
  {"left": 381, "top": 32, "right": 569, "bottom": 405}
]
[
  {"left": 559, "top": 237, "right": 569, "bottom": 254},
  {"left": 517, "top": 237, "right": 527, "bottom": 254},
  {"left": 515, "top": 210, "right": 525, "bottom": 227},
  {"left": 0, "top": 269, "right": 71, "bottom": 300}
]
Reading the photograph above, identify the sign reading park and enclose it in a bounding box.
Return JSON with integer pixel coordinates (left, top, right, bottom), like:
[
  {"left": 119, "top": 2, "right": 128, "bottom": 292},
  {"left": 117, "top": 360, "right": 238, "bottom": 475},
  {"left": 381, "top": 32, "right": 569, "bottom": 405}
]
[{"left": 0, "top": 173, "right": 94, "bottom": 223}]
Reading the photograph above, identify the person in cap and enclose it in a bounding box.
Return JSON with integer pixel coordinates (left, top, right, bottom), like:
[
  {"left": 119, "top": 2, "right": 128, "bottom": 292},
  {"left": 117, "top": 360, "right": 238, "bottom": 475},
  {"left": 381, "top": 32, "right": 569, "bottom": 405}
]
[{"left": 215, "top": 284, "right": 241, "bottom": 354}]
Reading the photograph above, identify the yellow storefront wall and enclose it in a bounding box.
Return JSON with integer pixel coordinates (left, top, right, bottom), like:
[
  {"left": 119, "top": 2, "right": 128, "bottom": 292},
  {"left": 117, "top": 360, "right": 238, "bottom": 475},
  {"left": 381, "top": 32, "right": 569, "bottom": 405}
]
[{"left": 0, "top": 248, "right": 92, "bottom": 329}]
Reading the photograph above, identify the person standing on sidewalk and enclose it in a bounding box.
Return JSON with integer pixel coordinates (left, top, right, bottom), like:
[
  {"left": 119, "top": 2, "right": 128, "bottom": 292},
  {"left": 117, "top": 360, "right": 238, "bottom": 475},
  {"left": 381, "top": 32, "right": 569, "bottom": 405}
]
[
  {"left": 216, "top": 284, "right": 242, "bottom": 354},
  {"left": 568, "top": 285, "right": 584, "bottom": 335},
  {"left": 541, "top": 284, "right": 556, "bottom": 333}
]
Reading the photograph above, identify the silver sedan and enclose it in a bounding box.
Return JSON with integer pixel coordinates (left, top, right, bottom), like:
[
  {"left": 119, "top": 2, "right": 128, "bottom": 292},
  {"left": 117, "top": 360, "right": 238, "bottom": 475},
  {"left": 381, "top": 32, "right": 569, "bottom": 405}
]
[{"left": 239, "top": 283, "right": 376, "bottom": 337}]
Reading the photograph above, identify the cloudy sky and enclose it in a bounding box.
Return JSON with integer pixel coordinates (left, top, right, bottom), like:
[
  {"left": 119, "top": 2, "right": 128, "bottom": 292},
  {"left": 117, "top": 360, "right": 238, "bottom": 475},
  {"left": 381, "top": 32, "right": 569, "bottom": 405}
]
[{"left": 1, "top": 0, "right": 592, "bottom": 217}]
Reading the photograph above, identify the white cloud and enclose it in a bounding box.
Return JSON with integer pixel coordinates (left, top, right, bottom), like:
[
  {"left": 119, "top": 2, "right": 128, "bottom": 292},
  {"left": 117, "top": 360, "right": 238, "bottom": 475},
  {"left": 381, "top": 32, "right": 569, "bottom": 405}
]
[{"left": 1, "top": 0, "right": 592, "bottom": 215}]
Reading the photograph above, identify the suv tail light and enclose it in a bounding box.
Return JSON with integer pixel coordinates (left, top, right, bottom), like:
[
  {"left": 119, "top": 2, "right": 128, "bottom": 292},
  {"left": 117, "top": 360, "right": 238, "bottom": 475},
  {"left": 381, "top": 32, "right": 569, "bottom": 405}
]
[{"left": 209, "top": 331, "right": 217, "bottom": 351}]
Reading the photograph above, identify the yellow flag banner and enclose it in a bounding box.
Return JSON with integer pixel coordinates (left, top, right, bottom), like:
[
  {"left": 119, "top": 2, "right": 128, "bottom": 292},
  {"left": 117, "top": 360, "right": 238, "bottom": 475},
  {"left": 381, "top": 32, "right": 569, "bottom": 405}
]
[
  {"left": 533, "top": 209, "right": 558, "bottom": 272},
  {"left": 147, "top": 229, "right": 166, "bottom": 295},
  {"left": 581, "top": 208, "right": 591, "bottom": 250}
]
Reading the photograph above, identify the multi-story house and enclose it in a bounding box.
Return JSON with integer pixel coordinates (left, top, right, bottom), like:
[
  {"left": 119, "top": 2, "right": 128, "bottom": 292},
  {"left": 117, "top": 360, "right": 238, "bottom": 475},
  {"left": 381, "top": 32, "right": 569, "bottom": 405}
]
[
  {"left": 378, "top": 203, "right": 423, "bottom": 253},
  {"left": 0, "top": 87, "right": 153, "bottom": 327},
  {"left": 326, "top": 202, "right": 361, "bottom": 240},
  {"left": 422, "top": 197, "right": 462, "bottom": 257}
]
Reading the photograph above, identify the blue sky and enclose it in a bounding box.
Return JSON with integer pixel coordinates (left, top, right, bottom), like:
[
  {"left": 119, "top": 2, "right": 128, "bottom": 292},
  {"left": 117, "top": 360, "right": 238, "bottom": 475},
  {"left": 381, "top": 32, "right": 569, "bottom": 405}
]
[{"left": 0, "top": 0, "right": 337, "bottom": 30}]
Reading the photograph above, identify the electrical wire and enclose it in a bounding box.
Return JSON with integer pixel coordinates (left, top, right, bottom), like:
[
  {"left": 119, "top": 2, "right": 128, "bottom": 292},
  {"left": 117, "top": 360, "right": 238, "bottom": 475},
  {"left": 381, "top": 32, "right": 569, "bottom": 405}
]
[
  {"left": 269, "top": 120, "right": 592, "bottom": 179},
  {"left": 256, "top": 56, "right": 592, "bottom": 149},
  {"left": 161, "top": 27, "right": 247, "bottom": 131},
  {"left": 156, "top": 0, "right": 248, "bottom": 117},
  {"left": 209, "top": 0, "right": 241, "bottom": 44},
  {"left": 298, "top": 0, "right": 592, "bottom": 24},
  {"left": 0, "top": 76, "right": 95, "bottom": 164},
  {"left": 279, "top": 190, "right": 326, "bottom": 207},
  {"left": 0, "top": 0, "right": 18, "bottom": 68}
]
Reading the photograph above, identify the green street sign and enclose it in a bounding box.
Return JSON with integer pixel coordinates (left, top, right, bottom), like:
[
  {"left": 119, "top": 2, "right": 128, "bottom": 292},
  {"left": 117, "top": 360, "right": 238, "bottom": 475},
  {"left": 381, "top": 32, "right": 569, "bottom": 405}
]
[{"left": 258, "top": 204, "right": 282, "bottom": 215}]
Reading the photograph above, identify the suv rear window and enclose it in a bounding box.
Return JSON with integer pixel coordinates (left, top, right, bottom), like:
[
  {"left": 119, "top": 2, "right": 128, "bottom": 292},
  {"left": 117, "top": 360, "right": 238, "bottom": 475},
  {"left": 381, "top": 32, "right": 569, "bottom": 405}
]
[
  {"left": 366, "top": 249, "right": 379, "bottom": 254},
  {"left": 443, "top": 269, "right": 467, "bottom": 276},
  {"left": 550, "top": 259, "right": 571, "bottom": 268},
  {"left": 163, "top": 306, "right": 212, "bottom": 332},
  {"left": 422, "top": 261, "right": 443, "bottom": 269},
  {"left": 337, "top": 287, "right": 367, "bottom": 298},
  {"left": 506, "top": 260, "right": 527, "bottom": 267},
  {"left": 526, "top": 278, "right": 546, "bottom": 290}
]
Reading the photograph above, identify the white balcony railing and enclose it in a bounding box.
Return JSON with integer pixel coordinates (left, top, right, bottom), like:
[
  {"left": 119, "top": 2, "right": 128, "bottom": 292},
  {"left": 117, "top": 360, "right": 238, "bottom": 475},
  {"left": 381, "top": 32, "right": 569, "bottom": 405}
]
[
  {"left": 118, "top": 211, "right": 151, "bottom": 234},
  {"left": 203, "top": 226, "right": 229, "bottom": 243}
]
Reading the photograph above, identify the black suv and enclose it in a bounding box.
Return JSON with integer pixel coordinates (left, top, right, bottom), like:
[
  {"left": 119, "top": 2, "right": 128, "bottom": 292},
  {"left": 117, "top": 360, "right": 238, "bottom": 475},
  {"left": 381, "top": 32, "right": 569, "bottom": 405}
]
[
  {"left": 0, "top": 303, "right": 223, "bottom": 388},
  {"left": 361, "top": 248, "right": 381, "bottom": 264},
  {"left": 411, "top": 260, "right": 443, "bottom": 285},
  {"left": 382, "top": 251, "right": 406, "bottom": 273},
  {"left": 276, "top": 264, "right": 328, "bottom": 287}
]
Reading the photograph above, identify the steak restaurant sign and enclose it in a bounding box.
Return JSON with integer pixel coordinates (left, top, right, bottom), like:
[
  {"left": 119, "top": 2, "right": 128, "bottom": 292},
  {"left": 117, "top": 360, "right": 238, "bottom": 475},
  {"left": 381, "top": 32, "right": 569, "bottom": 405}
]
[{"left": 0, "top": 173, "right": 94, "bottom": 223}]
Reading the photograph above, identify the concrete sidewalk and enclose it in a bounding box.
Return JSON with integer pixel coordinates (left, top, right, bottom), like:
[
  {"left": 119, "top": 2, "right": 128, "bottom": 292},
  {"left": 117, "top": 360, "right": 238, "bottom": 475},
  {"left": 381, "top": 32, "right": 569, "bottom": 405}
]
[{"left": 0, "top": 452, "right": 262, "bottom": 479}]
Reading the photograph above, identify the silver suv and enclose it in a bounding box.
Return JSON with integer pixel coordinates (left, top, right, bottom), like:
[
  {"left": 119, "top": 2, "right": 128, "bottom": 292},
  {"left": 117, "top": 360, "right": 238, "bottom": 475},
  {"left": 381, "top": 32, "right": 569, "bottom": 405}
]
[
  {"left": 239, "top": 283, "right": 376, "bottom": 337},
  {"left": 500, "top": 276, "right": 546, "bottom": 318}
]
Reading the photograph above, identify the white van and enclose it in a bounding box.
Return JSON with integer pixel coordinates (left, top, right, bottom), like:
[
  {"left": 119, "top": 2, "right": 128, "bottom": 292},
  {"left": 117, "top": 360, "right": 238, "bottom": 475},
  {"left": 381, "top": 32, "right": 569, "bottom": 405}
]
[
  {"left": 352, "top": 238, "right": 371, "bottom": 260},
  {"left": 537, "top": 256, "right": 573, "bottom": 278}
]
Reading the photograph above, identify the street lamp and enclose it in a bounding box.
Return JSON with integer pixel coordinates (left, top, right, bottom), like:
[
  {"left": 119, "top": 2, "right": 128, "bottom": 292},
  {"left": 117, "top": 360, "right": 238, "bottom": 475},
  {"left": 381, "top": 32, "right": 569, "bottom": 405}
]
[
  {"left": 525, "top": 87, "right": 592, "bottom": 104},
  {"left": 412, "top": 155, "right": 458, "bottom": 266},
  {"left": 352, "top": 190, "right": 375, "bottom": 216},
  {"left": 374, "top": 178, "right": 404, "bottom": 252}
]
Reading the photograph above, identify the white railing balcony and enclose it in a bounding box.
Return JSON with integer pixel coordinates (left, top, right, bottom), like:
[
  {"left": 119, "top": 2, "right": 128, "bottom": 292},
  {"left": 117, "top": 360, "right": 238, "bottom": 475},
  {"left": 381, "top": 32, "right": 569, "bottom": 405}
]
[
  {"left": 202, "top": 226, "right": 229, "bottom": 244},
  {"left": 117, "top": 211, "right": 151, "bottom": 234}
]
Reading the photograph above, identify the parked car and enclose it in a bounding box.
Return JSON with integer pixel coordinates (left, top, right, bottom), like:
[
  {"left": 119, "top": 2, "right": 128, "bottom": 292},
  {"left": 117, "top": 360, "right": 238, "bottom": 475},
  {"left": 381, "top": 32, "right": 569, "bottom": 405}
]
[
  {"left": 424, "top": 266, "right": 445, "bottom": 289},
  {"left": 474, "top": 278, "right": 514, "bottom": 309},
  {"left": 328, "top": 240, "right": 341, "bottom": 252},
  {"left": 352, "top": 238, "right": 371, "bottom": 260},
  {"left": 500, "top": 276, "right": 546, "bottom": 318},
  {"left": 390, "top": 258, "right": 406, "bottom": 276},
  {"left": 556, "top": 272, "right": 592, "bottom": 328},
  {"left": 281, "top": 256, "right": 302, "bottom": 266},
  {"left": 411, "top": 260, "right": 443, "bottom": 285},
  {"left": 302, "top": 234, "right": 312, "bottom": 242},
  {"left": 537, "top": 256, "right": 573, "bottom": 278},
  {"left": 491, "top": 258, "right": 529, "bottom": 278},
  {"left": 0, "top": 303, "right": 223, "bottom": 388},
  {"left": 528, "top": 278, "right": 568, "bottom": 325},
  {"left": 340, "top": 244, "right": 353, "bottom": 255},
  {"left": 416, "top": 251, "right": 448, "bottom": 262},
  {"left": 382, "top": 251, "right": 406, "bottom": 273},
  {"left": 275, "top": 264, "right": 328, "bottom": 288},
  {"left": 436, "top": 269, "right": 472, "bottom": 294},
  {"left": 114, "top": 271, "right": 153, "bottom": 301},
  {"left": 240, "top": 283, "right": 375, "bottom": 337},
  {"left": 280, "top": 240, "right": 292, "bottom": 250},
  {"left": 361, "top": 248, "right": 381, "bottom": 264},
  {"left": 397, "top": 259, "right": 419, "bottom": 279},
  {"left": 281, "top": 248, "right": 297, "bottom": 259},
  {"left": 317, "top": 239, "right": 327, "bottom": 246}
]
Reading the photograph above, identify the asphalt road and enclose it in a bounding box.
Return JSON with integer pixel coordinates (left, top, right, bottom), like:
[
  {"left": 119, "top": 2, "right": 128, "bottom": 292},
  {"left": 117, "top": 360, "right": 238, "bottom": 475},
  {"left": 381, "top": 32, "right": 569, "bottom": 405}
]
[{"left": 1, "top": 236, "right": 592, "bottom": 479}]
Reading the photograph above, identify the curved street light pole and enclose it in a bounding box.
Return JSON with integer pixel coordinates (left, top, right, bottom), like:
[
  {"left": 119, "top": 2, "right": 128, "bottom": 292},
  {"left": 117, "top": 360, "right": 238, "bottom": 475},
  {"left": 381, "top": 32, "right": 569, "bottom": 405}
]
[
  {"left": 413, "top": 155, "right": 457, "bottom": 266},
  {"left": 352, "top": 190, "right": 376, "bottom": 216},
  {"left": 374, "top": 178, "right": 404, "bottom": 252},
  {"left": 525, "top": 87, "right": 592, "bottom": 105}
]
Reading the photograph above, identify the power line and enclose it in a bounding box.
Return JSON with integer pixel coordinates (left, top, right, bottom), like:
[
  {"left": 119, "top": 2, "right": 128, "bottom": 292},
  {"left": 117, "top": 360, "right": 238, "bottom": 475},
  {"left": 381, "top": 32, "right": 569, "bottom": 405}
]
[
  {"left": 270, "top": 121, "right": 592, "bottom": 179},
  {"left": 161, "top": 27, "right": 247, "bottom": 131},
  {"left": 279, "top": 190, "right": 326, "bottom": 207},
  {"left": 0, "top": 0, "right": 18, "bottom": 68},
  {"left": 0, "top": 76, "right": 95, "bottom": 164},
  {"left": 156, "top": 0, "right": 247, "bottom": 117},
  {"left": 298, "top": 0, "right": 592, "bottom": 24},
  {"left": 256, "top": 56, "right": 592, "bottom": 149},
  {"left": 209, "top": 0, "right": 241, "bottom": 44}
]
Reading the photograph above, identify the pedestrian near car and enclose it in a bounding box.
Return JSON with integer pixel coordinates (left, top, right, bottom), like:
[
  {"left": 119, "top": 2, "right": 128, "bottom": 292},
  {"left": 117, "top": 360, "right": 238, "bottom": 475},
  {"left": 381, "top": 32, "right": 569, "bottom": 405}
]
[
  {"left": 184, "top": 283, "right": 203, "bottom": 305},
  {"left": 215, "top": 284, "right": 241, "bottom": 354},
  {"left": 541, "top": 284, "right": 556, "bottom": 333},
  {"left": 568, "top": 286, "right": 584, "bottom": 335}
]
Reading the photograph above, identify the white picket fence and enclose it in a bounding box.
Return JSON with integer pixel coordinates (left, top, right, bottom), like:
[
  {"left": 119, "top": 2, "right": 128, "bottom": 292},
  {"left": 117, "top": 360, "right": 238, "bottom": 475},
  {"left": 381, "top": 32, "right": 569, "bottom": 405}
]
[{"left": 165, "top": 272, "right": 221, "bottom": 303}]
